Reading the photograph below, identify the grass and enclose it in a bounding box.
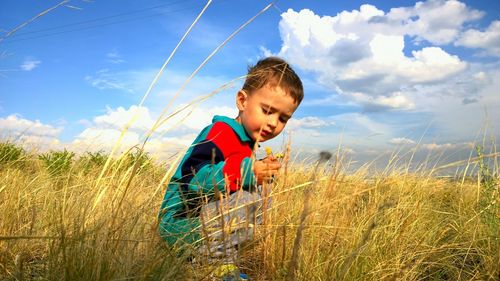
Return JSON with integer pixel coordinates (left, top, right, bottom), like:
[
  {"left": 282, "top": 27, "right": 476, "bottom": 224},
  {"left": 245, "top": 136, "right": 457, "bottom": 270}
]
[{"left": 0, "top": 142, "right": 498, "bottom": 280}]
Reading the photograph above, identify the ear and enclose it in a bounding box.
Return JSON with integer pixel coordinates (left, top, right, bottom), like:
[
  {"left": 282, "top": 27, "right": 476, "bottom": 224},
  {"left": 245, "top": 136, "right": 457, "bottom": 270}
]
[{"left": 236, "top": 90, "right": 248, "bottom": 111}]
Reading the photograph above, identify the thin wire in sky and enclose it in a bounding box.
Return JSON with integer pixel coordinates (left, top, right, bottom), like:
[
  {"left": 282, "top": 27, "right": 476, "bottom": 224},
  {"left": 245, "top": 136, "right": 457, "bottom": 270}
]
[{"left": 2, "top": 0, "right": 205, "bottom": 44}]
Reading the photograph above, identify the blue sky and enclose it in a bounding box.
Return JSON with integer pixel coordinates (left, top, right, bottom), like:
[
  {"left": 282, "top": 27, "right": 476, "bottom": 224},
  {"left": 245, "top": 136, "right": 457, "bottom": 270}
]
[{"left": 1, "top": 0, "right": 499, "bottom": 163}]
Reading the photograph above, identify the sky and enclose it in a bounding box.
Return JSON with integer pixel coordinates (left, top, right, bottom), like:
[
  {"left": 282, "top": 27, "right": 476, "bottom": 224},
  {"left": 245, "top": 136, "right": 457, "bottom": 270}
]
[{"left": 1, "top": 0, "right": 499, "bottom": 165}]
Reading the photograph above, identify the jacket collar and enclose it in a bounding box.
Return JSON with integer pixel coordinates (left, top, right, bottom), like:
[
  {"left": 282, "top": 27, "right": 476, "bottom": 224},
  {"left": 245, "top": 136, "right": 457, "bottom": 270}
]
[{"left": 212, "top": 115, "right": 253, "bottom": 144}]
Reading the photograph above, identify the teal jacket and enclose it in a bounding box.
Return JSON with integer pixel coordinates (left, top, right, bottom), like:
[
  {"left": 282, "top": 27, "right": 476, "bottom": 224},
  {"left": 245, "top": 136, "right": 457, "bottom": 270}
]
[{"left": 158, "top": 116, "right": 257, "bottom": 246}]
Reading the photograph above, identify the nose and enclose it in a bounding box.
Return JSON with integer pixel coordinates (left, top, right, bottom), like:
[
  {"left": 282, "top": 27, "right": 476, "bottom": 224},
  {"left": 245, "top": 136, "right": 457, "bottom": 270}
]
[{"left": 267, "top": 115, "right": 278, "bottom": 129}]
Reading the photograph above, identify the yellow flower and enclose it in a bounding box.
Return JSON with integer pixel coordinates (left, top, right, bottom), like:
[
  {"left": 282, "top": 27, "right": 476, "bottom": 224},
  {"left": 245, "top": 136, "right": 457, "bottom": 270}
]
[{"left": 265, "top": 147, "right": 284, "bottom": 159}]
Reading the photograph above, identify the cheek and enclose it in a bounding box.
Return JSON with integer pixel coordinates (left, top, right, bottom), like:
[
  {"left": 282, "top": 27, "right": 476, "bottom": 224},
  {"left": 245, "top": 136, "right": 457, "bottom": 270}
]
[
  {"left": 273, "top": 123, "right": 286, "bottom": 135},
  {"left": 249, "top": 114, "right": 263, "bottom": 129}
]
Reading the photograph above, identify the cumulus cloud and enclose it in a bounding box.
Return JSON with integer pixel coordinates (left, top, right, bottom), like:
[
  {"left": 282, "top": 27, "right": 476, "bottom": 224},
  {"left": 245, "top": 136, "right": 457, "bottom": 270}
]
[
  {"left": 92, "top": 105, "right": 155, "bottom": 131},
  {"left": 0, "top": 103, "right": 236, "bottom": 159},
  {"left": 0, "top": 114, "right": 62, "bottom": 137},
  {"left": 427, "top": 67, "right": 500, "bottom": 142},
  {"left": 350, "top": 91, "right": 415, "bottom": 112},
  {"left": 408, "top": 65, "right": 492, "bottom": 111},
  {"left": 387, "top": 0, "right": 484, "bottom": 44},
  {"left": 71, "top": 125, "right": 198, "bottom": 160},
  {"left": 390, "top": 137, "right": 416, "bottom": 145},
  {"left": 287, "top": 116, "right": 333, "bottom": 130},
  {"left": 276, "top": 1, "right": 485, "bottom": 112},
  {"left": 421, "top": 142, "right": 457, "bottom": 150},
  {"left": 0, "top": 115, "right": 62, "bottom": 150},
  {"left": 72, "top": 127, "right": 142, "bottom": 154},
  {"left": 72, "top": 104, "right": 237, "bottom": 158},
  {"left": 20, "top": 58, "right": 41, "bottom": 71},
  {"left": 456, "top": 20, "right": 500, "bottom": 57}
]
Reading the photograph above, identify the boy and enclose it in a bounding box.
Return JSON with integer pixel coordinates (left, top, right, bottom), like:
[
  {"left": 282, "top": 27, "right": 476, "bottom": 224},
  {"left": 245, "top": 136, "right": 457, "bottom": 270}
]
[{"left": 158, "top": 57, "right": 303, "bottom": 276}]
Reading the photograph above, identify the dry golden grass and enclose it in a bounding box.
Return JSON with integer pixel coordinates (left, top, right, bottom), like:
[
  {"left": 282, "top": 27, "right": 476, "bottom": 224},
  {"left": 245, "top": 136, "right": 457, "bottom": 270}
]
[{"left": 0, "top": 145, "right": 498, "bottom": 281}]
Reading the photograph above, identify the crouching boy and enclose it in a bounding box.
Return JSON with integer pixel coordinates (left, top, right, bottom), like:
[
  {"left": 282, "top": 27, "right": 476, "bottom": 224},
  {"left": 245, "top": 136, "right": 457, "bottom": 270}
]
[{"left": 158, "top": 56, "right": 303, "bottom": 278}]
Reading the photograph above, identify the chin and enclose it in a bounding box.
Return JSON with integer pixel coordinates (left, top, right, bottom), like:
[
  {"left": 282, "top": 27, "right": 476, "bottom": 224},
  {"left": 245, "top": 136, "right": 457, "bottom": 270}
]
[{"left": 258, "top": 137, "right": 271, "bottom": 142}]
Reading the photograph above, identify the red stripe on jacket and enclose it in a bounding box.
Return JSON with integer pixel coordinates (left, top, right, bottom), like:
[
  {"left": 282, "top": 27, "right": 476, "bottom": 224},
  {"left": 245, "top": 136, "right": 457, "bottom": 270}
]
[{"left": 206, "top": 122, "right": 253, "bottom": 192}]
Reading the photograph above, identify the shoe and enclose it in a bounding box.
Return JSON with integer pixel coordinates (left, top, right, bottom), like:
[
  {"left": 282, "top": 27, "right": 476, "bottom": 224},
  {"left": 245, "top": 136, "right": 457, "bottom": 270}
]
[
  {"left": 213, "top": 264, "right": 249, "bottom": 280},
  {"left": 238, "top": 272, "right": 249, "bottom": 280}
]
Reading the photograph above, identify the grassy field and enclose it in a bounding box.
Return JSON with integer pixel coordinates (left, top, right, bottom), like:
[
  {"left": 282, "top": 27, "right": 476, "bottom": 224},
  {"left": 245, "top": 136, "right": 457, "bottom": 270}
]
[{"left": 0, "top": 141, "right": 498, "bottom": 280}]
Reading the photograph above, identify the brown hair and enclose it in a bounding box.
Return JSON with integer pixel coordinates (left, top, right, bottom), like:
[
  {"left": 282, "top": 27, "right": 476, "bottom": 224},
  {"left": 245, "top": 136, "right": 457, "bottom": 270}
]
[{"left": 242, "top": 57, "right": 304, "bottom": 104}]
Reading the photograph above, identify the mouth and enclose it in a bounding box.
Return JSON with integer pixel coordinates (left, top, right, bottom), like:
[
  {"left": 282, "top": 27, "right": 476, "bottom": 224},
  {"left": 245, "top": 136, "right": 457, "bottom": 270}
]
[{"left": 260, "top": 130, "right": 271, "bottom": 138}]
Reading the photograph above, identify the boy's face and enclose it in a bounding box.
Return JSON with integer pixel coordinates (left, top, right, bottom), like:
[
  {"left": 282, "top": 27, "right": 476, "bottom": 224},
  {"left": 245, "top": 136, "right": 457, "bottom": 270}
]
[{"left": 236, "top": 85, "right": 299, "bottom": 142}]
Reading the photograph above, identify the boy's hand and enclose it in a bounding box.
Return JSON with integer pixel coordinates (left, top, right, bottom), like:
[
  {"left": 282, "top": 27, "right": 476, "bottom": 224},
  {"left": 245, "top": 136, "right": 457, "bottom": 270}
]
[{"left": 254, "top": 156, "right": 281, "bottom": 185}]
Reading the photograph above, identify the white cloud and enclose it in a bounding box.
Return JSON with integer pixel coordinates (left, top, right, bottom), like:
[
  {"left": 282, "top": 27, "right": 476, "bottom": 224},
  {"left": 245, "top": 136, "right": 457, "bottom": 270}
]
[
  {"left": 73, "top": 127, "right": 141, "bottom": 153},
  {"left": 287, "top": 116, "right": 333, "bottom": 130},
  {"left": 71, "top": 126, "right": 198, "bottom": 159},
  {"left": 277, "top": 5, "right": 469, "bottom": 112},
  {"left": 388, "top": 0, "right": 484, "bottom": 44},
  {"left": 428, "top": 67, "right": 500, "bottom": 142},
  {"left": 85, "top": 69, "right": 134, "bottom": 92},
  {"left": 0, "top": 114, "right": 62, "bottom": 137},
  {"left": 71, "top": 104, "right": 238, "bottom": 158},
  {"left": 421, "top": 142, "right": 457, "bottom": 150},
  {"left": 390, "top": 137, "right": 416, "bottom": 145},
  {"left": 456, "top": 20, "right": 500, "bottom": 57},
  {"left": 106, "top": 50, "right": 126, "bottom": 64},
  {"left": 173, "top": 104, "right": 237, "bottom": 131},
  {"left": 20, "top": 58, "right": 41, "bottom": 71},
  {"left": 93, "top": 105, "right": 155, "bottom": 131},
  {"left": 16, "top": 135, "right": 61, "bottom": 151},
  {"left": 0, "top": 104, "right": 235, "bottom": 159},
  {"left": 259, "top": 46, "right": 273, "bottom": 57},
  {"left": 0, "top": 115, "right": 62, "bottom": 151},
  {"left": 407, "top": 47, "right": 466, "bottom": 82},
  {"left": 350, "top": 91, "right": 415, "bottom": 112}
]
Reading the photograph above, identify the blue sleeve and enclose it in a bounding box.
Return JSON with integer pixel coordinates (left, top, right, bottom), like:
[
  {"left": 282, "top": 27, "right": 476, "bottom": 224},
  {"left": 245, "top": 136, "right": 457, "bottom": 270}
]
[
  {"left": 240, "top": 157, "right": 257, "bottom": 191},
  {"left": 190, "top": 161, "right": 226, "bottom": 195}
]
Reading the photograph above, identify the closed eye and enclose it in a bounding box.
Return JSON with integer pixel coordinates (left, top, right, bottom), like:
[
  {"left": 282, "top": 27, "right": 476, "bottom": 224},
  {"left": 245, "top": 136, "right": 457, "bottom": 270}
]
[
  {"left": 279, "top": 116, "right": 290, "bottom": 123},
  {"left": 262, "top": 106, "right": 273, "bottom": 114},
  {"left": 261, "top": 103, "right": 291, "bottom": 122}
]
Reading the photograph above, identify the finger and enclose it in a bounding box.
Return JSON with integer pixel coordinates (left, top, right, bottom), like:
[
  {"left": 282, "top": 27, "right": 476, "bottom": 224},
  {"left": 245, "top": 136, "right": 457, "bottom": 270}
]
[
  {"left": 261, "top": 170, "right": 276, "bottom": 178},
  {"left": 266, "top": 162, "right": 281, "bottom": 170},
  {"left": 261, "top": 170, "right": 278, "bottom": 178},
  {"left": 262, "top": 156, "right": 276, "bottom": 163},
  {"left": 262, "top": 174, "right": 276, "bottom": 183}
]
